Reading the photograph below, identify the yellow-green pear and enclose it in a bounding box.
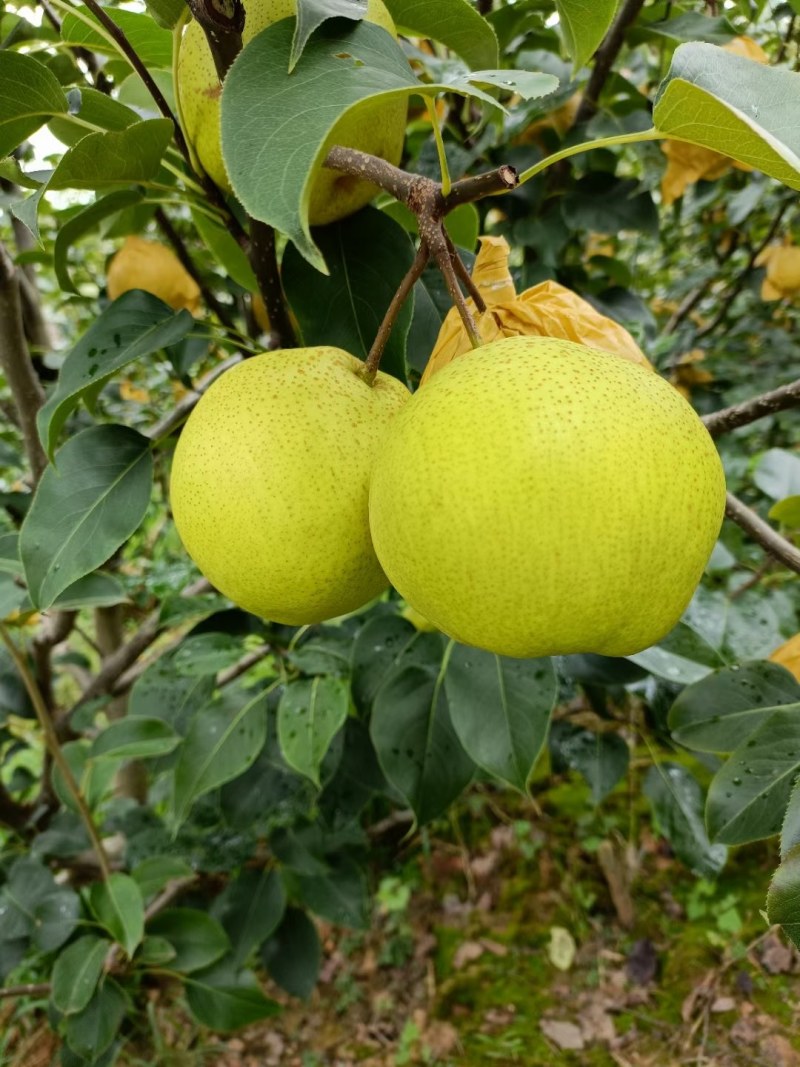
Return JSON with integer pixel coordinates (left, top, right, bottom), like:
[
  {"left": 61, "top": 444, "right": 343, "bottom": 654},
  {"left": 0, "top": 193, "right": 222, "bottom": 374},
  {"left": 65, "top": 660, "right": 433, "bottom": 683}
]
[
  {"left": 369, "top": 336, "right": 726, "bottom": 658},
  {"left": 170, "top": 348, "right": 409, "bottom": 624},
  {"left": 176, "top": 0, "right": 407, "bottom": 225}
]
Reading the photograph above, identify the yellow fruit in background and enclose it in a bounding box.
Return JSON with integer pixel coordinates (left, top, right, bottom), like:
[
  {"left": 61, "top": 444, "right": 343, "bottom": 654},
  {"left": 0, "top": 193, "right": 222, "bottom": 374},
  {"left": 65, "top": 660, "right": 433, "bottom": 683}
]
[
  {"left": 170, "top": 348, "right": 409, "bottom": 624},
  {"left": 370, "top": 336, "right": 726, "bottom": 659},
  {"left": 107, "top": 236, "right": 201, "bottom": 314},
  {"left": 176, "top": 0, "right": 407, "bottom": 225},
  {"left": 756, "top": 244, "right": 800, "bottom": 301}
]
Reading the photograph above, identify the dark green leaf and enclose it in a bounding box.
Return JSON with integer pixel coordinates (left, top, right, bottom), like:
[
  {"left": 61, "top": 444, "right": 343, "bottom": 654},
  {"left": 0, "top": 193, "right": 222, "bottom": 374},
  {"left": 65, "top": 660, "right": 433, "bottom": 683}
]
[
  {"left": 668, "top": 661, "right": 800, "bottom": 752},
  {"left": 49, "top": 119, "right": 174, "bottom": 191},
  {"left": 52, "top": 936, "right": 110, "bottom": 1015},
  {"left": 20, "top": 425, "right": 153, "bottom": 609},
  {"left": 445, "top": 647, "right": 556, "bottom": 793},
  {"left": 131, "top": 855, "right": 195, "bottom": 900},
  {"left": 277, "top": 676, "right": 350, "bottom": 786},
  {"left": 54, "top": 190, "right": 143, "bottom": 293},
  {"left": 653, "top": 43, "right": 800, "bottom": 191},
  {"left": 37, "top": 290, "right": 192, "bottom": 459},
  {"left": 89, "top": 873, "right": 144, "bottom": 958},
  {"left": 295, "top": 855, "right": 369, "bottom": 928},
  {"left": 706, "top": 708, "right": 800, "bottom": 845},
  {"left": 63, "top": 979, "right": 126, "bottom": 1060},
  {"left": 171, "top": 633, "right": 243, "bottom": 676},
  {"left": 31, "top": 887, "right": 81, "bottom": 951},
  {"left": 212, "top": 869, "right": 286, "bottom": 968},
  {"left": 371, "top": 644, "right": 474, "bottom": 825},
  {"left": 562, "top": 174, "right": 658, "bottom": 235},
  {"left": 49, "top": 87, "right": 138, "bottom": 147},
  {"left": 147, "top": 909, "right": 230, "bottom": 973},
  {"left": 129, "top": 654, "right": 215, "bottom": 733},
  {"left": 48, "top": 572, "right": 128, "bottom": 611},
  {"left": 291, "top": 0, "right": 367, "bottom": 71},
  {"left": 781, "top": 778, "right": 800, "bottom": 857},
  {"left": 351, "top": 614, "right": 418, "bottom": 711},
  {"left": 91, "top": 717, "right": 181, "bottom": 760},
  {"left": 171, "top": 686, "right": 269, "bottom": 826},
  {"left": 550, "top": 722, "right": 630, "bottom": 804},
  {"left": 767, "top": 844, "right": 800, "bottom": 950},
  {"left": 283, "top": 208, "right": 414, "bottom": 383},
  {"left": 185, "top": 961, "right": 279, "bottom": 1030},
  {"left": 261, "top": 907, "right": 320, "bottom": 999},
  {"left": 644, "top": 763, "right": 727, "bottom": 877},
  {"left": 630, "top": 12, "right": 737, "bottom": 45},
  {"left": 0, "top": 51, "right": 68, "bottom": 159}
]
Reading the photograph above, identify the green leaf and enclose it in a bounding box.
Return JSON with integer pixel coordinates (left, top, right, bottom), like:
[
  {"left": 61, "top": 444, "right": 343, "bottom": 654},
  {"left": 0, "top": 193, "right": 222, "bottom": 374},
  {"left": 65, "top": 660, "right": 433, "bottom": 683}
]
[
  {"left": 371, "top": 641, "right": 474, "bottom": 825},
  {"left": 52, "top": 935, "right": 110, "bottom": 1015},
  {"left": 261, "top": 907, "right": 320, "bottom": 999},
  {"left": 383, "top": 0, "right": 498, "bottom": 70},
  {"left": 781, "top": 778, "right": 800, "bottom": 857},
  {"left": 556, "top": 0, "right": 618, "bottom": 70},
  {"left": 653, "top": 43, "right": 800, "bottom": 192},
  {"left": 445, "top": 647, "right": 556, "bottom": 793},
  {"left": 89, "top": 873, "right": 145, "bottom": 958},
  {"left": 291, "top": 0, "right": 367, "bottom": 71},
  {"left": 0, "top": 50, "right": 68, "bottom": 159},
  {"left": 550, "top": 722, "right": 630, "bottom": 805},
  {"left": 185, "top": 961, "right": 279, "bottom": 1030},
  {"left": 562, "top": 174, "right": 658, "bottom": 236},
  {"left": 295, "top": 855, "right": 369, "bottom": 928},
  {"left": 755, "top": 449, "right": 800, "bottom": 501},
  {"left": 171, "top": 687, "right": 270, "bottom": 827},
  {"left": 0, "top": 573, "right": 25, "bottom": 620},
  {"left": 48, "top": 572, "right": 129, "bottom": 611},
  {"left": 19, "top": 425, "right": 154, "bottom": 610},
  {"left": 144, "top": 0, "right": 187, "bottom": 30},
  {"left": 190, "top": 209, "right": 258, "bottom": 291},
  {"left": 668, "top": 661, "right": 800, "bottom": 753},
  {"left": 770, "top": 496, "right": 800, "bottom": 526},
  {"left": 277, "top": 676, "right": 350, "bottom": 787},
  {"left": 706, "top": 708, "right": 800, "bottom": 845},
  {"left": 629, "top": 12, "right": 738, "bottom": 46},
  {"left": 627, "top": 643, "right": 712, "bottom": 685},
  {"left": 644, "top": 763, "right": 727, "bottom": 877},
  {"left": 63, "top": 979, "right": 127, "bottom": 1060},
  {"left": 32, "top": 887, "right": 81, "bottom": 951},
  {"left": 49, "top": 119, "right": 174, "bottom": 191},
  {"left": 212, "top": 869, "right": 286, "bottom": 968},
  {"left": 767, "top": 844, "right": 800, "bottom": 949},
  {"left": 132, "top": 855, "right": 195, "bottom": 900},
  {"left": 171, "top": 633, "right": 243, "bottom": 676},
  {"left": 351, "top": 614, "right": 418, "bottom": 711},
  {"left": 147, "top": 909, "right": 230, "bottom": 973},
  {"left": 130, "top": 653, "right": 215, "bottom": 732},
  {"left": 49, "top": 87, "right": 139, "bottom": 147},
  {"left": 61, "top": 7, "right": 173, "bottom": 68},
  {"left": 54, "top": 190, "right": 143, "bottom": 293},
  {"left": 91, "top": 717, "right": 181, "bottom": 760},
  {"left": 136, "top": 935, "right": 177, "bottom": 965},
  {"left": 282, "top": 207, "right": 415, "bottom": 383},
  {"left": 221, "top": 20, "right": 554, "bottom": 268}
]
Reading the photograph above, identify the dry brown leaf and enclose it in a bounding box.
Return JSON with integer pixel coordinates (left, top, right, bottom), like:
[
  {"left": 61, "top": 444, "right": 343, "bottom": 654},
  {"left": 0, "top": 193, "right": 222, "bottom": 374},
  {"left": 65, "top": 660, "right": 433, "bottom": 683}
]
[
  {"left": 107, "top": 235, "right": 201, "bottom": 314},
  {"left": 710, "top": 995, "right": 736, "bottom": 1013},
  {"left": 759, "top": 1034, "right": 800, "bottom": 1067},
  {"left": 421, "top": 236, "right": 651, "bottom": 384},
  {"left": 759, "top": 931, "right": 795, "bottom": 974},
  {"left": 451, "top": 940, "right": 485, "bottom": 970},
  {"left": 769, "top": 634, "right": 800, "bottom": 682},
  {"left": 540, "top": 1019, "right": 585, "bottom": 1051}
]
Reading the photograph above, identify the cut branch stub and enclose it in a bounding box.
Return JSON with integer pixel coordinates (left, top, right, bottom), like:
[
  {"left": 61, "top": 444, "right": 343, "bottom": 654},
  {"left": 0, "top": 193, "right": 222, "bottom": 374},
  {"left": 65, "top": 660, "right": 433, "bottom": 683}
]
[{"left": 185, "top": 0, "right": 244, "bottom": 80}]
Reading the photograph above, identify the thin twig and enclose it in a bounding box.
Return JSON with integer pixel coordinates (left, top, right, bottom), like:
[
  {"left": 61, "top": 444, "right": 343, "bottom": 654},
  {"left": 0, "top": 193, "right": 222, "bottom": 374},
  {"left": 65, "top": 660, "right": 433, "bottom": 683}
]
[
  {"left": 0, "top": 982, "right": 51, "bottom": 1000},
  {"left": 362, "top": 242, "right": 430, "bottom": 383},
  {"left": 0, "top": 624, "right": 112, "bottom": 879},
  {"left": 217, "top": 644, "right": 274, "bottom": 687},
  {"left": 724, "top": 493, "right": 800, "bottom": 575},
  {"left": 702, "top": 378, "right": 800, "bottom": 437},
  {"left": 154, "top": 208, "right": 237, "bottom": 332},
  {"left": 444, "top": 231, "right": 486, "bottom": 312},
  {"left": 425, "top": 225, "right": 481, "bottom": 348}
]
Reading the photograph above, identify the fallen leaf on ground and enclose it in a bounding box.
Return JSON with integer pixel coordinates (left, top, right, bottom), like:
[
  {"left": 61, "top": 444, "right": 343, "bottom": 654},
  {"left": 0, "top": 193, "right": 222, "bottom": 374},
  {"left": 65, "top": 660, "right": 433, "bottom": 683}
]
[
  {"left": 540, "top": 1019, "right": 585, "bottom": 1051},
  {"left": 548, "top": 926, "right": 577, "bottom": 971}
]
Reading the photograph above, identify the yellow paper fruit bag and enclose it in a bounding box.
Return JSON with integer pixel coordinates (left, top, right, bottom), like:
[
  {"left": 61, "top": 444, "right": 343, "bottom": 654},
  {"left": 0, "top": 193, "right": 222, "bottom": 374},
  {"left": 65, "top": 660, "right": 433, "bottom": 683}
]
[
  {"left": 107, "top": 236, "right": 201, "bottom": 315},
  {"left": 420, "top": 236, "right": 651, "bottom": 385},
  {"left": 756, "top": 243, "right": 800, "bottom": 301},
  {"left": 770, "top": 634, "right": 800, "bottom": 682}
]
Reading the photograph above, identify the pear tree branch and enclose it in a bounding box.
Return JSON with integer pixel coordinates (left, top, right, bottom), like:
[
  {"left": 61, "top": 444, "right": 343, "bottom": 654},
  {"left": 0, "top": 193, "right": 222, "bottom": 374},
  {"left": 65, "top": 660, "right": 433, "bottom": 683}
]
[
  {"left": 702, "top": 378, "right": 800, "bottom": 437},
  {"left": 723, "top": 494, "right": 800, "bottom": 575}
]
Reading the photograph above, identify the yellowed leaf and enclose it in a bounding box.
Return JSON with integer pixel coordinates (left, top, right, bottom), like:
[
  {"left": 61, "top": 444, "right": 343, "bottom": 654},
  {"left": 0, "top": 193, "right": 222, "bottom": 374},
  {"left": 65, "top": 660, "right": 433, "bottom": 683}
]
[
  {"left": 547, "top": 926, "right": 577, "bottom": 971},
  {"left": 119, "top": 379, "right": 151, "bottom": 404},
  {"left": 421, "top": 236, "right": 651, "bottom": 385},
  {"left": 107, "top": 236, "right": 201, "bottom": 315},
  {"left": 671, "top": 348, "right": 714, "bottom": 393},
  {"left": 770, "top": 634, "right": 800, "bottom": 682}
]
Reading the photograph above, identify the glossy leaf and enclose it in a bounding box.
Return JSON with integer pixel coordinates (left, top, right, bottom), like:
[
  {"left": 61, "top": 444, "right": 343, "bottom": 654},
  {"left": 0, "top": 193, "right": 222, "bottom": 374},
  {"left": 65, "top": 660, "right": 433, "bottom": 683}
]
[
  {"left": 644, "top": 763, "right": 727, "bottom": 877},
  {"left": 781, "top": 778, "right": 800, "bottom": 857},
  {"left": 706, "top": 708, "right": 800, "bottom": 845},
  {"left": 184, "top": 960, "right": 279, "bottom": 1030},
  {"left": 653, "top": 43, "right": 800, "bottom": 191},
  {"left": 550, "top": 722, "right": 630, "bottom": 805},
  {"left": 48, "top": 572, "right": 129, "bottom": 611},
  {"left": 63, "top": 979, "right": 127, "bottom": 1060},
  {"left": 147, "top": 909, "right": 230, "bottom": 973},
  {"left": 20, "top": 425, "right": 153, "bottom": 609},
  {"left": 31, "top": 888, "right": 81, "bottom": 951},
  {"left": 89, "top": 873, "right": 145, "bottom": 958},
  {"left": 0, "top": 51, "right": 68, "bottom": 159},
  {"left": 668, "top": 661, "right": 800, "bottom": 752},
  {"left": 91, "top": 717, "right": 182, "bottom": 760},
  {"left": 171, "top": 687, "right": 269, "bottom": 826},
  {"left": 282, "top": 208, "right": 415, "bottom": 383},
  {"left": 445, "top": 647, "right": 556, "bottom": 793},
  {"left": 261, "top": 907, "right": 320, "bottom": 999},
  {"left": 212, "top": 869, "right": 286, "bottom": 968},
  {"left": 295, "top": 855, "right": 369, "bottom": 928},
  {"left": 350, "top": 614, "right": 419, "bottom": 711},
  {"left": 37, "top": 290, "right": 192, "bottom": 459},
  {"left": 51, "top": 935, "right": 110, "bottom": 1015},
  {"left": 129, "top": 654, "right": 215, "bottom": 733},
  {"left": 60, "top": 7, "right": 173, "bottom": 68},
  {"left": 754, "top": 449, "right": 800, "bottom": 501},
  {"left": 291, "top": 0, "right": 367, "bottom": 70},
  {"left": 277, "top": 676, "right": 350, "bottom": 787}
]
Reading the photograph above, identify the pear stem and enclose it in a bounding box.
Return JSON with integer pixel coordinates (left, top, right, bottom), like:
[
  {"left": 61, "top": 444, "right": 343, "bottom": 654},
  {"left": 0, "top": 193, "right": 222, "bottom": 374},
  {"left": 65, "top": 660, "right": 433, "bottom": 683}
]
[
  {"left": 362, "top": 242, "right": 430, "bottom": 385},
  {"left": 444, "top": 231, "right": 486, "bottom": 313}
]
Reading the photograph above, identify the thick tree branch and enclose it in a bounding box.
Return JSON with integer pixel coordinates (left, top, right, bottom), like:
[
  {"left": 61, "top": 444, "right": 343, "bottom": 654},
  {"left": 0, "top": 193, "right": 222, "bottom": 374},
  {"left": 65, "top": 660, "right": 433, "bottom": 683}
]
[
  {"left": 574, "top": 0, "right": 647, "bottom": 126},
  {"left": 724, "top": 493, "right": 800, "bottom": 575},
  {"left": 185, "top": 0, "right": 244, "bottom": 80},
  {"left": 703, "top": 379, "right": 800, "bottom": 438},
  {"left": 0, "top": 241, "right": 48, "bottom": 483},
  {"left": 249, "top": 221, "right": 296, "bottom": 348}
]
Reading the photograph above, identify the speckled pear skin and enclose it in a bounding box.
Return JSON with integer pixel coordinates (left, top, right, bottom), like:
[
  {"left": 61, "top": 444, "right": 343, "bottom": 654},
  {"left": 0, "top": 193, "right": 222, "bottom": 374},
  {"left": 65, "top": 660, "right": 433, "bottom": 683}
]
[
  {"left": 170, "top": 348, "right": 409, "bottom": 624},
  {"left": 176, "top": 0, "right": 407, "bottom": 225},
  {"left": 369, "top": 336, "right": 727, "bottom": 658}
]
